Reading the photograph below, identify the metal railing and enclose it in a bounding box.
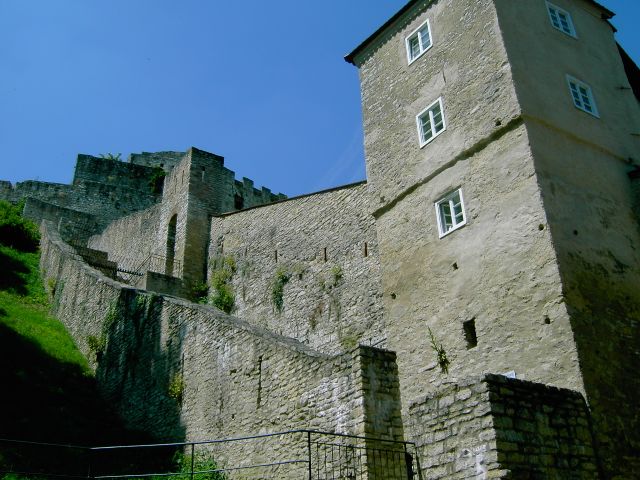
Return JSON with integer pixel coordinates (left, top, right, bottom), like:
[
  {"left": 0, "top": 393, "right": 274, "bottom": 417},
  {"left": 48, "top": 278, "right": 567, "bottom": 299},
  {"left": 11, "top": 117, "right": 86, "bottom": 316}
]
[{"left": 0, "top": 430, "right": 420, "bottom": 479}]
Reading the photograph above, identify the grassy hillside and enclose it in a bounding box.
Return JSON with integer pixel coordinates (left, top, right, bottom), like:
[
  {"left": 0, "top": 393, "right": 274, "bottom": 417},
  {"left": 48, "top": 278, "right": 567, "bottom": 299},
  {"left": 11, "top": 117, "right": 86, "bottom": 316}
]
[{"left": 0, "top": 244, "right": 138, "bottom": 446}]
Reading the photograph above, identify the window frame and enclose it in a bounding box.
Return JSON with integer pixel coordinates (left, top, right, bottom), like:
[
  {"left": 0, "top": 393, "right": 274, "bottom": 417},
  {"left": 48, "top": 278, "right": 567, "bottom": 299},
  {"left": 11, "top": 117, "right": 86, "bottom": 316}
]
[
  {"left": 416, "top": 97, "right": 446, "bottom": 148},
  {"left": 546, "top": 1, "right": 577, "bottom": 38},
  {"left": 405, "top": 18, "right": 433, "bottom": 64},
  {"left": 566, "top": 75, "right": 599, "bottom": 118},
  {"left": 435, "top": 188, "right": 467, "bottom": 238}
]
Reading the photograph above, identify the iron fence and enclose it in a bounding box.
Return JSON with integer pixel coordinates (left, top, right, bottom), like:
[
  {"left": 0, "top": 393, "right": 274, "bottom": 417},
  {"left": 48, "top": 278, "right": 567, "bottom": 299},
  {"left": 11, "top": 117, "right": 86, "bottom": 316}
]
[{"left": 0, "top": 430, "right": 419, "bottom": 479}]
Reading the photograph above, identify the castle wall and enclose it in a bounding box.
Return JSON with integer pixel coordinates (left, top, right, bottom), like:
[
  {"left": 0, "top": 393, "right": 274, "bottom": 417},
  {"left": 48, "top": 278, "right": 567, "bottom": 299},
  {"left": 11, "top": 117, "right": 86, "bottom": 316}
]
[
  {"left": 408, "top": 374, "right": 600, "bottom": 479},
  {"left": 129, "top": 151, "right": 186, "bottom": 172},
  {"left": 0, "top": 179, "right": 159, "bottom": 233},
  {"left": 24, "top": 197, "right": 102, "bottom": 243},
  {"left": 88, "top": 203, "right": 163, "bottom": 274},
  {"left": 374, "top": 124, "right": 584, "bottom": 414},
  {"left": 525, "top": 121, "right": 640, "bottom": 477},
  {"left": 354, "top": 0, "right": 584, "bottom": 416},
  {"left": 208, "top": 182, "right": 385, "bottom": 354},
  {"left": 73, "top": 155, "right": 161, "bottom": 192},
  {"left": 355, "top": 0, "right": 521, "bottom": 209},
  {"left": 39, "top": 221, "right": 404, "bottom": 476},
  {"left": 494, "top": 0, "right": 639, "bottom": 163},
  {"left": 493, "top": 1, "right": 640, "bottom": 476}
]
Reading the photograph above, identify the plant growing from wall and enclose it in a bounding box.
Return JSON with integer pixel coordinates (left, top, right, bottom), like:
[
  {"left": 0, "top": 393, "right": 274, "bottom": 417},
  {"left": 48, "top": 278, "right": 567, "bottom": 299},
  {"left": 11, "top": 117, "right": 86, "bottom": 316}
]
[
  {"left": 87, "top": 334, "right": 106, "bottom": 361},
  {"left": 209, "top": 256, "right": 236, "bottom": 314},
  {"left": 149, "top": 167, "right": 166, "bottom": 194},
  {"left": 168, "top": 372, "right": 185, "bottom": 403},
  {"left": 191, "top": 282, "right": 209, "bottom": 303},
  {"left": 172, "top": 450, "right": 226, "bottom": 479},
  {"left": 47, "top": 278, "right": 57, "bottom": 297},
  {"left": 331, "top": 265, "right": 343, "bottom": 287},
  {"left": 428, "top": 327, "right": 450, "bottom": 374},
  {"left": 99, "top": 153, "right": 122, "bottom": 161},
  {"left": 270, "top": 267, "right": 290, "bottom": 313}
]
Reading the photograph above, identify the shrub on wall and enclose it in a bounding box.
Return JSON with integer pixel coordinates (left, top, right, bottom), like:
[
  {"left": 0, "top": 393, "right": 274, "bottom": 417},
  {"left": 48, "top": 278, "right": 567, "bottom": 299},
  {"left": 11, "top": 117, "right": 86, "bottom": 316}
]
[
  {"left": 149, "top": 167, "right": 166, "bottom": 195},
  {"left": 270, "top": 267, "right": 290, "bottom": 313},
  {"left": 209, "top": 256, "right": 236, "bottom": 314},
  {"left": 0, "top": 200, "right": 40, "bottom": 252}
]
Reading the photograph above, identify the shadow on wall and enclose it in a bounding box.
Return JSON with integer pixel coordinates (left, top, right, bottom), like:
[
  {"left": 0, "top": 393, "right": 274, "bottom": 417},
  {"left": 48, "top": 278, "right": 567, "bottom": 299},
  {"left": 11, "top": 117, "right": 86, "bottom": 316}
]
[{"left": 93, "top": 289, "right": 187, "bottom": 444}]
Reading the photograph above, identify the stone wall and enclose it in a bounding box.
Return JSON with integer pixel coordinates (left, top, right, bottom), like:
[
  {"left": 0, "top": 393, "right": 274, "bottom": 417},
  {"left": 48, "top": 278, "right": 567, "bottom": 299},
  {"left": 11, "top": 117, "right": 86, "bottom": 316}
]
[
  {"left": 0, "top": 178, "right": 159, "bottom": 230},
  {"left": 73, "top": 155, "right": 159, "bottom": 193},
  {"left": 39, "top": 221, "right": 403, "bottom": 476},
  {"left": 23, "top": 197, "right": 102, "bottom": 243},
  {"left": 408, "top": 374, "right": 600, "bottom": 479},
  {"left": 353, "top": 0, "right": 521, "bottom": 208},
  {"left": 129, "top": 151, "right": 186, "bottom": 172},
  {"left": 208, "top": 182, "right": 385, "bottom": 354},
  {"left": 88, "top": 203, "right": 163, "bottom": 275},
  {"left": 526, "top": 121, "right": 640, "bottom": 478}
]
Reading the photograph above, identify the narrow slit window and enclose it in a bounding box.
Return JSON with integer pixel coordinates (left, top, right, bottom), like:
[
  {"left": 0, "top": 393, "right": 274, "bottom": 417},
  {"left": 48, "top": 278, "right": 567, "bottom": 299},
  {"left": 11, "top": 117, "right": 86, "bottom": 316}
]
[{"left": 463, "top": 319, "right": 478, "bottom": 349}]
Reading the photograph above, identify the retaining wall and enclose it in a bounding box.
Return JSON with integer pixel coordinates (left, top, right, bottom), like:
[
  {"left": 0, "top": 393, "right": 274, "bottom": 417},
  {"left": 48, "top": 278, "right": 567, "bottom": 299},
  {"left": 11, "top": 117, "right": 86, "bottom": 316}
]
[
  {"left": 39, "top": 222, "right": 403, "bottom": 475},
  {"left": 407, "top": 374, "right": 600, "bottom": 479},
  {"left": 208, "top": 182, "right": 385, "bottom": 354}
]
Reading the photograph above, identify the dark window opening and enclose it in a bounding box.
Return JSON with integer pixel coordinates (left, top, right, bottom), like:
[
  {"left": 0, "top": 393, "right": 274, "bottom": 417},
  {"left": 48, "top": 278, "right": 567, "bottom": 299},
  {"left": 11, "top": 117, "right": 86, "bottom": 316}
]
[
  {"left": 234, "top": 194, "right": 244, "bottom": 210},
  {"left": 463, "top": 318, "right": 478, "bottom": 349},
  {"left": 165, "top": 214, "right": 177, "bottom": 276},
  {"left": 364, "top": 242, "right": 368, "bottom": 257}
]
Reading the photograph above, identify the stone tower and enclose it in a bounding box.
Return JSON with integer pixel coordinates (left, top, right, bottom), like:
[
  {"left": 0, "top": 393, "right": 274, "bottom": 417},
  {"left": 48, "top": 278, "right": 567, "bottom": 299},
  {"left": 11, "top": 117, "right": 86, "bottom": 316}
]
[{"left": 346, "top": 0, "right": 640, "bottom": 477}]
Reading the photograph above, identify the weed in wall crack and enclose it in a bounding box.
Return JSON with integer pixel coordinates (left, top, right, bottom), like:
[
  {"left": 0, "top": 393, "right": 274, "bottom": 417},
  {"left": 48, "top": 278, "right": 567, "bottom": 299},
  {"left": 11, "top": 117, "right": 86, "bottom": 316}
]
[
  {"left": 208, "top": 255, "right": 236, "bottom": 314},
  {"left": 428, "top": 327, "right": 450, "bottom": 374},
  {"left": 271, "top": 267, "right": 290, "bottom": 313},
  {"left": 168, "top": 372, "right": 185, "bottom": 403}
]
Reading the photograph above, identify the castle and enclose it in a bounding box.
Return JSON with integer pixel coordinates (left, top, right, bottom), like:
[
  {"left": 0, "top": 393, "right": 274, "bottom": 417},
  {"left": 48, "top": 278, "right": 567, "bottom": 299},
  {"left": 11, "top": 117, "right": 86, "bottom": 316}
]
[{"left": 2, "top": 0, "right": 639, "bottom": 478}]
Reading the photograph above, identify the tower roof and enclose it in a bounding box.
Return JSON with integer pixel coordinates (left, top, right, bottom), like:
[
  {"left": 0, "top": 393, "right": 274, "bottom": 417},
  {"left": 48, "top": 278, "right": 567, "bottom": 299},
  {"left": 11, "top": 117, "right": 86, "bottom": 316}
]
[{"left": 344, "top": 0, "right": 615, "bottom": 66}]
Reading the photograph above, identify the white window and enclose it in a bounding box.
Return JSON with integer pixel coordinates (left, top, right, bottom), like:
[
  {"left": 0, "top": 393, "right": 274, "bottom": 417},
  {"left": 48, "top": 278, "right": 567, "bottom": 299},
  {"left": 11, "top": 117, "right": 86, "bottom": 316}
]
[
  {"left": 435, "top": 189, "right": 466, "bottom": 237},
  {"left": 567, "top": 75, "right": 599, "bottom": 117},
  {"left": 406, "top": 19, "right": 432, "bottom": 64},
  {"left": 416, "top": 97, "right": 446, "bottom": 147},
  {"left": 546, "top": 2, "right": 576, "bottom": 37}
]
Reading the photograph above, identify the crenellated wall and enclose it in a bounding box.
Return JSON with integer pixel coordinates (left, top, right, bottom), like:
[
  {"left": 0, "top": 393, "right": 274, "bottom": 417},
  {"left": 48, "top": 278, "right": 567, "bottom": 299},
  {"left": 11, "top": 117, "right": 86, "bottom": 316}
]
[{"left": 208, "top": 182, "right": 385, "bottom": 354}]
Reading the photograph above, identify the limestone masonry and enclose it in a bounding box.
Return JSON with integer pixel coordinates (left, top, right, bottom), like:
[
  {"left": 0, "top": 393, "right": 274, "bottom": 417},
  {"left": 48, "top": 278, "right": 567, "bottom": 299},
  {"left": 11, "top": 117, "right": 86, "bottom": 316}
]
[{"left": 2, "top": 0, "right": 639, "bottom": 478}]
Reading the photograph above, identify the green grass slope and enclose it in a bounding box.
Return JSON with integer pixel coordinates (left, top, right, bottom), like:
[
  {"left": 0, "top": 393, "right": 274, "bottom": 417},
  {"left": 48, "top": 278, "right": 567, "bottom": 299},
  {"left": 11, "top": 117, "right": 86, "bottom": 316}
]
[{"left": 0, "top": 244, "right": 134, "bottom": 446}]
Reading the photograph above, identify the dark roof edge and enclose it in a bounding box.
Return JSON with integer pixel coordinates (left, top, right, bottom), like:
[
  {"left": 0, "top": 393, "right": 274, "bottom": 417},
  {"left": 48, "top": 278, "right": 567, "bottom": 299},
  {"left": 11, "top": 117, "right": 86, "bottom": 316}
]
[
  {"left": 345, "top": 0, "right": 421, "bottom": 65},
  {"left": 617, "top": 43, "right": 640, "bottom": 103},
  {"left": 345, "top": 0, "right": 615, "bottom": 67}
]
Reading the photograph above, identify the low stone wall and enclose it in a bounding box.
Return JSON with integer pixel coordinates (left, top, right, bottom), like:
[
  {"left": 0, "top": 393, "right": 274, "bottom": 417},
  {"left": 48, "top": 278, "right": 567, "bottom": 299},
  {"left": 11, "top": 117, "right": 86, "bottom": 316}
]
[
  {"left": 407, "top": 374, "right": 600, "bottom": 479},
  {"left": 23, "top": 197, "right": 102, "bottom": 243},
  {"left": 0, "top": 179, "right": 159, "bottom": 228},
  {"left": 208, "top": 182, "right": 385, "bottom": 354},
  {"left": 39, "top": 222, "right": 403, "bottom": 474}
]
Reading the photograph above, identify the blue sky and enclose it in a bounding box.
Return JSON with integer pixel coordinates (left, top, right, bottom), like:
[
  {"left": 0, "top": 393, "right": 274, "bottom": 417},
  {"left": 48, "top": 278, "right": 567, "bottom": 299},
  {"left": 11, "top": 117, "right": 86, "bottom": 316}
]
[{"left": 1, "top": 1, "right": 638, "bottom": 197}]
